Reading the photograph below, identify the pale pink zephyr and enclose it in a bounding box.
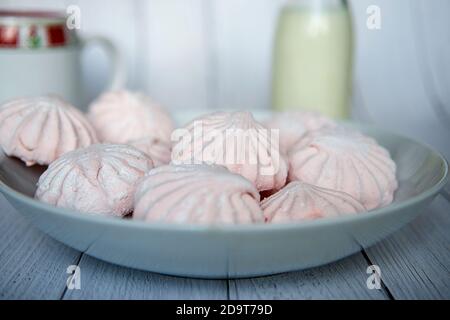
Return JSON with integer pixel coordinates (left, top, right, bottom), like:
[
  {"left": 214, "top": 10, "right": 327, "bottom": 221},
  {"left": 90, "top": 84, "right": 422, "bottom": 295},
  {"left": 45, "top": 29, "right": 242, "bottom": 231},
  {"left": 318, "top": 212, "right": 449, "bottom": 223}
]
[
  {"left": 129, "top": 137, "right": 171, "bottom": 167},
  {"left": 88, "top": 90, "right": 175, "bottom": 145},
  {"left": 171, "top": 111, "right": 288, "bottom": 192},
  {"left": 262, "top": 181, "right": 366, "bottom": 223},
  {"left": 265, "top": 111, "right": 336, "bottom": 154},
  {"left": 133, "top": 164, "right": 264, "bottom": 224},
  {"left": 0, "top": 95, "right": 98, "bottom": 166},
  {"left": 35, "top": 144, "right": 154, "bottom": 217},
  {"left": 288, "top": 127, "right": 398, "bottom": 210}
]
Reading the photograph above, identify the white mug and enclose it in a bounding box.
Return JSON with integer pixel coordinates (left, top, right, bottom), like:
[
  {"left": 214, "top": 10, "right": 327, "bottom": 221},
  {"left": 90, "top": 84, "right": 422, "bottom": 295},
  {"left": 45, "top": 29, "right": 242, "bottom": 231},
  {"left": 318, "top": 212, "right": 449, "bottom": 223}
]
[{"left": 0, "top": 10, "right": 125, "bottom": 110}]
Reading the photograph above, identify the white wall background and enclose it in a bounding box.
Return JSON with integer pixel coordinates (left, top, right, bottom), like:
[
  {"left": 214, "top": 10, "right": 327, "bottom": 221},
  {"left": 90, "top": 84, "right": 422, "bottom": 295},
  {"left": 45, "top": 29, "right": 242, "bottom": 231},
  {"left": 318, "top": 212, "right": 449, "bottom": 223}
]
[{"left": 1, "top": 0, "right": 449, "bottom": 157}]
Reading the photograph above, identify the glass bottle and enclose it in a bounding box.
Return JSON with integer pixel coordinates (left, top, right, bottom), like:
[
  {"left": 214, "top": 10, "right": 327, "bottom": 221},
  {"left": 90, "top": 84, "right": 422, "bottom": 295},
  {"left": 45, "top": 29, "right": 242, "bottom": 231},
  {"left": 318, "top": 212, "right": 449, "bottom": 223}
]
[{"left": 272, "top": 0, "right": 353, "bottom": 119}]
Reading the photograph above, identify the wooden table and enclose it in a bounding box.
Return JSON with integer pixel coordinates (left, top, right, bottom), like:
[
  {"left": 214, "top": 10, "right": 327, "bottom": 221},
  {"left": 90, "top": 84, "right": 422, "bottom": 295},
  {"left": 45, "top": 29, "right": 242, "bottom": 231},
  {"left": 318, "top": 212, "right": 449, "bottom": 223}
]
[{"left": 1, "top": 189, "right": 449, "bottom": 300}]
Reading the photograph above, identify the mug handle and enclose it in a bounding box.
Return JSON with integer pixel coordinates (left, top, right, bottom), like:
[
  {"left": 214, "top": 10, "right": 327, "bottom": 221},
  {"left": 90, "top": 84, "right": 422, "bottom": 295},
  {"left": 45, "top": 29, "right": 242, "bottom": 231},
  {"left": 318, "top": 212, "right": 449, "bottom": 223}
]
[{"left": 80, "top": 36, "right": 126, "bottom": 91}]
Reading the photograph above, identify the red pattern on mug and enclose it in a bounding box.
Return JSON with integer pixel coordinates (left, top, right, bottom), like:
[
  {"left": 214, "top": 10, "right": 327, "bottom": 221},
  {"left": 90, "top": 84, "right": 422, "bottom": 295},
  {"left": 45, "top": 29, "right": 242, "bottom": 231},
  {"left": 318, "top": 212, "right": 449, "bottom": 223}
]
[{"left": 0, "top": 25, "right": 19, "bottom": 47}]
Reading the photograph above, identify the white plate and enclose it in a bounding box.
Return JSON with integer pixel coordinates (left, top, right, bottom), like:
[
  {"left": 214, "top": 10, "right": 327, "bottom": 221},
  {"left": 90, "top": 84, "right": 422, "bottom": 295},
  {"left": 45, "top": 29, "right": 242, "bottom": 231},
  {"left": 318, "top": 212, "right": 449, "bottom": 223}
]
[{"left": 0, "top": 111, "right": 448, "bottom": 278}]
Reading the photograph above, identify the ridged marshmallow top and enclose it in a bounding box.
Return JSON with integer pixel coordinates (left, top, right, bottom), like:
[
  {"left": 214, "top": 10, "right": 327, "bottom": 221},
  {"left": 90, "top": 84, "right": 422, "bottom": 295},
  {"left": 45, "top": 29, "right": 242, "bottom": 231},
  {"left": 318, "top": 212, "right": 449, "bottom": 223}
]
[
  {"left": 128, "top": 137, "right": 171, "bottom": 167},
  {"left": 171, "top": 111, "right": 288, "bottom": 192},
  {"left": 133, "top": 164, "right": 264, "bottom": 224},
  {"left": 288, "top": 127, "right": 397, "bottom": 210},
  {"left": 262, "top": 181, "right": 366, "bottom": 223},
  {"left": 88, "top": 90, "right": 175, "bottom": 144},
  {"left": 35, "top": 144, "right": 154, "bottom": 217},
  {"left": 0, "top": 96, "right": 98, "bottom": 166},
  {"left": 265, "top": 111, "right": 336, "bottom": 154}
]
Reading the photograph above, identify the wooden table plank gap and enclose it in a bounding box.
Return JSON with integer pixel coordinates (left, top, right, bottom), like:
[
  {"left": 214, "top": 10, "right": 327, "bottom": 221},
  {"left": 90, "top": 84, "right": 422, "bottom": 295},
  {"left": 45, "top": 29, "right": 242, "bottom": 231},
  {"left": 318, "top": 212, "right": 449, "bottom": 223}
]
[
  {"left": 361, "top": 249, "right": 395, "bottom": 300},
  {"left": 60, "top": 253, "right": 84, "bottom": 300},
  {"left": 365, "top": 197, "right": 450, "bottom": 299}
]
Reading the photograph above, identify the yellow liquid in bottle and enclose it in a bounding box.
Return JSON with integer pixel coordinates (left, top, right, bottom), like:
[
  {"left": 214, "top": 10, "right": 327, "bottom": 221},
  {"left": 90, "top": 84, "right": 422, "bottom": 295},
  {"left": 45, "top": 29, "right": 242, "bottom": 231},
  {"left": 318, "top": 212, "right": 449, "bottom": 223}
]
[{"left": 272, "top": 6, "right": 353, "bottom": 119}]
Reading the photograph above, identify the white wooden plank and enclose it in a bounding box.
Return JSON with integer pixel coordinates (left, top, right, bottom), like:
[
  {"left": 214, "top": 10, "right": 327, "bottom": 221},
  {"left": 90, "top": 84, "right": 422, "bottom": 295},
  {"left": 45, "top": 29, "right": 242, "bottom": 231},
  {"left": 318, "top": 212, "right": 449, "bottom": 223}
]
[
  {"left": 210, "top": 0, "right": 285, "bottom": 110},
  {"left": 0, "top": 194, "right": 81, "bottom": 300},
  {"left": 349, "top": 0, "right": 450, "bottom": 159},
  {"left": 365, "top": 196, "right": 450, "bottom": 299},
  {"left": 136, "top": 0, "right": 210, "bottom": 111},
  {"left": 63, "top": 254, "right": 228, "bottom": 300},
  {"left": 229, "top": 253, "right": 388, "bottom": 299},
  {"left": 410, "top": 0, "right": 450, "bottom": 131},
  {"left": 351, "top": 83, "right": 376, "bottom": 123}
]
